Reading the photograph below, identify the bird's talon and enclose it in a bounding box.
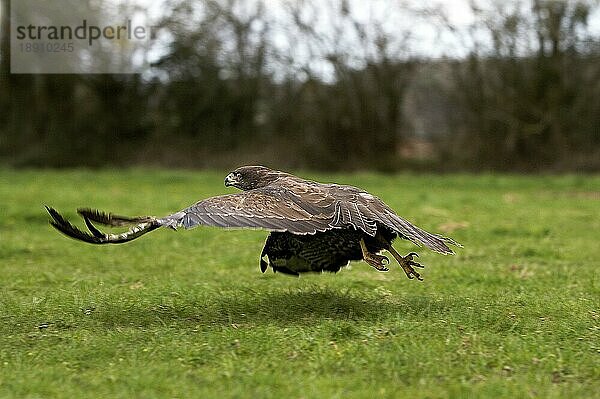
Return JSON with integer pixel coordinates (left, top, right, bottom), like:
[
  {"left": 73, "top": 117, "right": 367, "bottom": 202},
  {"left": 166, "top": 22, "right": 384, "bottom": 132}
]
[
  {"left": 361, "top": 242, "right": 391, "bottom": 272},
  {"left": 368, "top": 260, "right": 389, "bottom": 272},
  {"left": 390, "top": 252, "right": 426, "bottom": 281}
]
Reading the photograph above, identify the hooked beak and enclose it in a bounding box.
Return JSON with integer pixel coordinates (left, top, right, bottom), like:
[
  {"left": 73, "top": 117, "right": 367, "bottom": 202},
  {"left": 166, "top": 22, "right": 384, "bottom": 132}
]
[{"left": 224, "top": 173, "right": 237, "bottom": 187}]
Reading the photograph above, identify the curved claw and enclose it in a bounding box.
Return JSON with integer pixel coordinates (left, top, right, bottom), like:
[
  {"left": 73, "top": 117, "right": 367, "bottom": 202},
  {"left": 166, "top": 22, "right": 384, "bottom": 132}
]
[
  {"left": 399, "top": 255, "right": 424, "bottom": 281},
  {"left": 364, "top": 254, "right": 389, "bottom": 272},
  {"left": 407, "top": 269, "right": 423, "bottom": 281},
  {"left": 409, "top": 260, "right": 424, "bottom": 269},
  {"left": 407, "top": 252, "right": 419, "bottom": 258}
]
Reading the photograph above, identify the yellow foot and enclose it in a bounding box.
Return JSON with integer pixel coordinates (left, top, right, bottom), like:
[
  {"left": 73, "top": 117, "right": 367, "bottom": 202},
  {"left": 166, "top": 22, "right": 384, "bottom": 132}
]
[
  {"left": 364, "top": 252, "right": 390, "bottom": 272},
  {"left": 360, "top": 238, "right": 389, "bottom": 272},
  {"left": 397, "top": 252, "right": 424, "bottom": 281}
]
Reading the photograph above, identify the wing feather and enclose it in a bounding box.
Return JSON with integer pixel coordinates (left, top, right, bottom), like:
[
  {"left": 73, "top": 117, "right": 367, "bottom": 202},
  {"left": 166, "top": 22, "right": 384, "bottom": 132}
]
[
  {"left": 159, "top": 190, "right": 336, "bottom": 235},
  {"left": 159, "top": 176, "right": 460, "bottom": 253}
]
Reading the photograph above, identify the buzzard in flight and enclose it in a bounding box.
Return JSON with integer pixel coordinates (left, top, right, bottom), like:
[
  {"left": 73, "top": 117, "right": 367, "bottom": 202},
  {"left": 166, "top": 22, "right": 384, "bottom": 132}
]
[{"left": 46, "top": 166, "right": 461, "bottom": 280}]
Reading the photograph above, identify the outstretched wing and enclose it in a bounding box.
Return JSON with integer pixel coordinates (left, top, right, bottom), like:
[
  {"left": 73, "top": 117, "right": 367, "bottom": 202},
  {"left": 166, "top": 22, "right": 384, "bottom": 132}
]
[
  {"left": 159, "top": 185, "right": 339, "bottom": 235},
  {"left": 46, "top": 179, "right": 378, "bottom": 243},
  {"left": 47, "top": 174, "right": 460, "bottom": 253},
  {"left": 161, "top": 177, "right": 460, "bottom": 254}
]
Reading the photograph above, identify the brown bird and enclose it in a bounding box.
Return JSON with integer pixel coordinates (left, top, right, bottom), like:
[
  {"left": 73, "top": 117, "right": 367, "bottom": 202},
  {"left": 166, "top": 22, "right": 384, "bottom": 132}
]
[{"left": 46, "top": 166, "right": 461, "bottom": 280}]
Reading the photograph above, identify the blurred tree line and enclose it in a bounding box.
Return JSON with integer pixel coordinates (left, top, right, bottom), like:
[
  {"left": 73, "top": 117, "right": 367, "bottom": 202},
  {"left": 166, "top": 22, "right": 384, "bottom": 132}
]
[{"left": 0, "top": 0, "right": 599, "bottom": 171}]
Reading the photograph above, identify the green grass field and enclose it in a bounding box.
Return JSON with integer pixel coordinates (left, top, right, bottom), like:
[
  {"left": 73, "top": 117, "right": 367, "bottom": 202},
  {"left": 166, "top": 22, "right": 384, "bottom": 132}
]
[{"left": 1, "top": 169, "right": 599, "bottom": 398}]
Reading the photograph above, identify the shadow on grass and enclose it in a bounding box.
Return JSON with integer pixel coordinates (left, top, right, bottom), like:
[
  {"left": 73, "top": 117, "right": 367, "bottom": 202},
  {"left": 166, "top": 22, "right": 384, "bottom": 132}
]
[{"left": 91, "top": 287, "right": 428, "bottom": 329}]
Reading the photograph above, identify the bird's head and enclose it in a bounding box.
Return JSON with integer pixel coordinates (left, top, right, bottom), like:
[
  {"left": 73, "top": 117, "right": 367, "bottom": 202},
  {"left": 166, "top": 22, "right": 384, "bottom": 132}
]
[{"left": 224, "top": 166, "right": 290, "bottom": 191}]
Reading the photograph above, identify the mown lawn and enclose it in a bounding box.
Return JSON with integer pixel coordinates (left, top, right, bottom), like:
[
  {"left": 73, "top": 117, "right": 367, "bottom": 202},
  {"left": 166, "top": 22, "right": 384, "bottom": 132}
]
[{"left": 0, "top": 169, "right": 598, "bottom": 398}]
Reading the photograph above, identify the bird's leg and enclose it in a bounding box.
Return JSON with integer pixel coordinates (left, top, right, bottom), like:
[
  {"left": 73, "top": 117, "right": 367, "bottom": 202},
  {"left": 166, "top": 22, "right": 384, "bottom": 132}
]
[
  {"left": 360, "top": 238, "right": 389, "bottom": 272},
  {"left": 387, "top": 246, "right": 424, "bottom": 281}
]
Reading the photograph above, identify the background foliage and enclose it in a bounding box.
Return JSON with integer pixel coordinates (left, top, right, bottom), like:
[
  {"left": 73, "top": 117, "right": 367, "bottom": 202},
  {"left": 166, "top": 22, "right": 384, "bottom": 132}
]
[{"left": 1, "top": 0, "right": 599, "bottom": 171}]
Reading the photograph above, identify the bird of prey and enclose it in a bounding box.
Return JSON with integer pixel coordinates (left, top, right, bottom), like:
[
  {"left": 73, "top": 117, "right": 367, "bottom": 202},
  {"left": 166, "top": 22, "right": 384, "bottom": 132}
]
[{"left": 46, "top": 166, "right": 461, "bottom": 280}]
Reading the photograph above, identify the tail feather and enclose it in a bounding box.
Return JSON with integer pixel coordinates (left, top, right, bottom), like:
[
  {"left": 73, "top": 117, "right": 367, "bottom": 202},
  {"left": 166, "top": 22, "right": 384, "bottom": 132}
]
[
  {"left": 384, "top": 211, "right": 461, "bottom": 255},
  {"left": 46, "top": 206, "right": 159, "bottom": 244},
  {"left": 412, "top": 226, "right": 462, "bottom": 255}
]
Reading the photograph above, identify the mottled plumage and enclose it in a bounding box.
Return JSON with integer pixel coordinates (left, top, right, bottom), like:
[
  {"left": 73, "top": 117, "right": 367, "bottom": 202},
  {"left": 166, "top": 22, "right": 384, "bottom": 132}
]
[{"left": 46, "top": 166, "right": 461, "bottom": 280}]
